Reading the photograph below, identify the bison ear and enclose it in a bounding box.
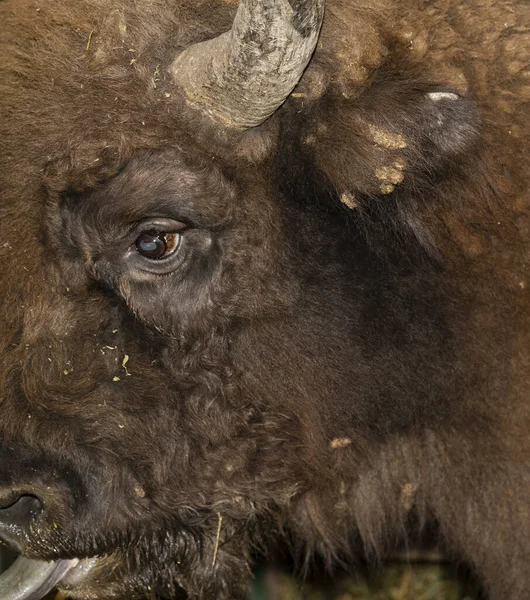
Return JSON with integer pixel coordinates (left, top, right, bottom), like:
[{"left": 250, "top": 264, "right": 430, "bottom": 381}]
[
  {"left": 303, "top": 80, "right": 482, "bottom": 206},
  {"left": 421, "top": 91, "right": 482, "bottom": 160}
]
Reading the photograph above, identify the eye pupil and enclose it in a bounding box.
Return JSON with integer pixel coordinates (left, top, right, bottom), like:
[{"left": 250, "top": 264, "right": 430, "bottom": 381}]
[
  {"left": 134, "top": 231, "right": 181, "bottom": 260},
  {"left": 136, "top": 232, "right": 167, "bottom": 259}
]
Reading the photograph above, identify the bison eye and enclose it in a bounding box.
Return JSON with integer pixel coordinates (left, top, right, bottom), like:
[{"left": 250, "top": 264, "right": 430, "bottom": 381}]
[{"left": 135, "top": 232, "right": 181, "bottom": 260}]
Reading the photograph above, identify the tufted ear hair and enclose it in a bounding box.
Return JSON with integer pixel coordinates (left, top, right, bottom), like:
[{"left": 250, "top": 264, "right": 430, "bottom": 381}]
[
  {"left": 284, "top": 70, "right": 490, "bottom": 259},
  {"left": 303, "top": 74, "right": 482, "bottom": 208}
]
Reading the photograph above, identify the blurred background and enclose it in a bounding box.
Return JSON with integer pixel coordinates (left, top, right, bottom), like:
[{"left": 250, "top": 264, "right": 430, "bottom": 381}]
[{"left": 249, "top": 561, "right": 480, "bottom": 600}]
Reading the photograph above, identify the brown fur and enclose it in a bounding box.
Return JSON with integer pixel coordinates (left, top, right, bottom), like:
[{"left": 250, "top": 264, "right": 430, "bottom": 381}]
[{"left": 0, "top": 0, "right": 529, "bottom": 599}]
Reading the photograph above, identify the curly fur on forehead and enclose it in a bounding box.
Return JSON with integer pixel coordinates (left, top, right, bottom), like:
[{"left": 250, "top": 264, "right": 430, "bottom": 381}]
[{"left": 2, "top": 0, "right": 527, "bottom": 260}]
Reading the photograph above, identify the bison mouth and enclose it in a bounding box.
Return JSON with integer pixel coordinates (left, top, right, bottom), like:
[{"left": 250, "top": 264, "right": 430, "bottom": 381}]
[{"left": 0, "top": 555, "right": 96, "bottom": 600}]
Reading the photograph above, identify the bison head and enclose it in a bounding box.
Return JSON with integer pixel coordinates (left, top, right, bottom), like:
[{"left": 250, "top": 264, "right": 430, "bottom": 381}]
[{"left": 0, "top": 0, "right": 505, "bottom": 598}]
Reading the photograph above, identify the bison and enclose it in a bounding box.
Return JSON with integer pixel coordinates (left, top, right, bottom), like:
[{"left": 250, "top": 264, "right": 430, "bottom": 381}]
[{"left": 0, "top": 0, "right": 529, "bottom": 598}]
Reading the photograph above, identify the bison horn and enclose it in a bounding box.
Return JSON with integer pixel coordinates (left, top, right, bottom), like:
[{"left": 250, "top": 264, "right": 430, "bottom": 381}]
[{"left": 170, "top": 0, "right": 325, "bottom": 129}]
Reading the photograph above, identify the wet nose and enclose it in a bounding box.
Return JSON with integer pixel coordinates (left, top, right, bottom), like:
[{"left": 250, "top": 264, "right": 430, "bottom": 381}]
[{"left": 0, "top": 496, "right": 43, "bottom": 551}]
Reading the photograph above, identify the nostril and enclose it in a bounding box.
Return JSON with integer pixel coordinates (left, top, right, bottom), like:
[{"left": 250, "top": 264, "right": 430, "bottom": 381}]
[{"left": 0, "top": 496, "right": 43, "bottom": 551}]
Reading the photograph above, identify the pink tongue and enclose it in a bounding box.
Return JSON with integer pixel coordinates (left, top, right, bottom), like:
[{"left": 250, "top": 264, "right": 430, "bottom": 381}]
[{"left": 0, "top": 556, "right": 77, "bottom": 600}]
